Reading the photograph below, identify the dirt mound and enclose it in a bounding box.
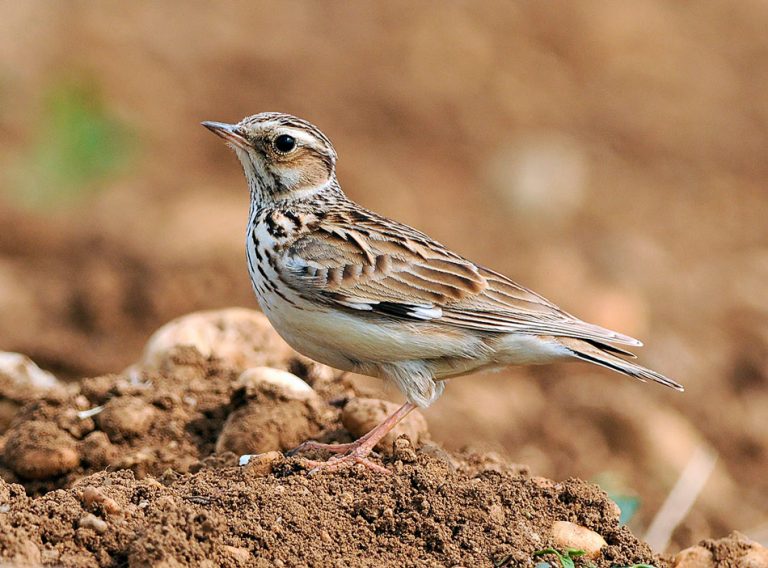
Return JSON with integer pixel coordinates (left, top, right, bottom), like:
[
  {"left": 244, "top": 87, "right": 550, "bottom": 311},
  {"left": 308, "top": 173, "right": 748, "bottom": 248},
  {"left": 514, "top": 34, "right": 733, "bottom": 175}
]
[
  {"left": 0, "top": 457, "right": 660, "bottom": 568},
  {"left": 0, "top": 309, "right": 671, "bottom": 567},
  {"left": 672, "top": 532, "right": 768, "bottom": 568}
]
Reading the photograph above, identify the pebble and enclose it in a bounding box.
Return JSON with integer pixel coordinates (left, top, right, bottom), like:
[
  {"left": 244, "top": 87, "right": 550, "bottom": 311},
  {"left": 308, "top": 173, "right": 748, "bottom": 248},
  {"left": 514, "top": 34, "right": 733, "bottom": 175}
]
[
  {"left": 551, "top": 520, "right": 606, "bottom": 559},
  {"left": 0, "top": 352, "right": 65, "bottom": 433},
  {"left": 222, "top": 545, "right": 251, "bottom": 565},
  {"left": 136, "top": 308, "right": 296, "bottom": 372},
  {"left": 81, "top": 486, "right": 123, "bottom": 516},
  {"left": 488, "top": 503, "right": 506, "bottom": 524},
  {"left": 241, "top": 451, "right": 282, "bottom": 476},
  {"left": 236, "top": 367, "right": 317, "bottom": 400},
  {"left": 78, "top": 513, "right": 108, "bottom": 534},
  {"left": 0, "top": 352, "right": 61, "bottom": 390}
]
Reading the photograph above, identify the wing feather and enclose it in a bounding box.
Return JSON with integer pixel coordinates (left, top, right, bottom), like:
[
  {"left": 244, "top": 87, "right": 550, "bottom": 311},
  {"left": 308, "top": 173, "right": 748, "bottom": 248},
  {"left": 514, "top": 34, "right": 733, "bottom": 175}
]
[{"left": 279, "top": 209, "right": 641, "bottom": 347}]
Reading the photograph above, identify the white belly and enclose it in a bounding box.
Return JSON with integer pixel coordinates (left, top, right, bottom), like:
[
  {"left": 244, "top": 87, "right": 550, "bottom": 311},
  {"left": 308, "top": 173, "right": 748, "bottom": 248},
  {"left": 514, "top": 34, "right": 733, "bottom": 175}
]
[{"left": 258, "top": 293, "right": 483, "bottom": 373}]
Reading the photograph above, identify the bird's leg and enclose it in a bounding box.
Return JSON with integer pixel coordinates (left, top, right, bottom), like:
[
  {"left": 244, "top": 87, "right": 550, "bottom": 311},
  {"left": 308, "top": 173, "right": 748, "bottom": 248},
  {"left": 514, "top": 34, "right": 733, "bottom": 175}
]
[
  {"left": 287, "top": 436, "right": 374, "bottom": 457},
  {"left": 297, "top": 401, "right": 417, "bottom": 475}
]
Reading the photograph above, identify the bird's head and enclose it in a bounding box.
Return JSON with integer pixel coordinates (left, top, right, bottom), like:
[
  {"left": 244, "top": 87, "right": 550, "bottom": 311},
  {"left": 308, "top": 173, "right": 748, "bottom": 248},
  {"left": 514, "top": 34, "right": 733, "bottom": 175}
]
[{"left": 203, "top": 112, "right": 338, "bottom": 204}]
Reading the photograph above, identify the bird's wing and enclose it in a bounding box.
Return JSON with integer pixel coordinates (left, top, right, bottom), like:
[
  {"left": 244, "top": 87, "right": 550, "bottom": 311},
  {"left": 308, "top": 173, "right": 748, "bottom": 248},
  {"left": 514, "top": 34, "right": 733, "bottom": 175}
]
[{"left": 280, "top": 210, "right": 640, "bottom": 346}]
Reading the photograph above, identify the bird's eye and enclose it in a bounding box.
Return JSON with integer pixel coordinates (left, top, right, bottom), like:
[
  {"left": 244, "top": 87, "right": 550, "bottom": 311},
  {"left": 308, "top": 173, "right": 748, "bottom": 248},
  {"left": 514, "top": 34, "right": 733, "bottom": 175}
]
[{"left": 273, "top": 134, "right": 297, "bottom": 153}]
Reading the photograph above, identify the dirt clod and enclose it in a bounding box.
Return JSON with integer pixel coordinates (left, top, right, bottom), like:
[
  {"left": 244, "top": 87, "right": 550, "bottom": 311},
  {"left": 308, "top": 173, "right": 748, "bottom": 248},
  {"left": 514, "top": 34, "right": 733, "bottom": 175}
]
[
  {"left": 215, "top": 369, "right": 329, "bottom": 456},
  {"left": 80, "top": 431, "right": 118, "bottom": 468},
  {"left": 96, "top": 397, "right": 157, "bottom": 442},
  {"left": 691, "top": 531, "right": 768, "bottom": 568},
  {"left": 673, "top": 545, "right": 714, "bottom": 568},
  {"left": 3, "top": 420, "right": 80, "bottom": 480}
]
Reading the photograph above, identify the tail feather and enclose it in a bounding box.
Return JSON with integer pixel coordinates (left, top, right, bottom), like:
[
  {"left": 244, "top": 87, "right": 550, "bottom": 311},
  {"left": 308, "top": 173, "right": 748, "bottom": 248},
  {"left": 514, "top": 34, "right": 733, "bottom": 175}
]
[
  {"left": 583, "top": 339, "right": 637, "bottom": 359},
  {"left": 557, "top": 337, "right": 684, "bottom": 392}
]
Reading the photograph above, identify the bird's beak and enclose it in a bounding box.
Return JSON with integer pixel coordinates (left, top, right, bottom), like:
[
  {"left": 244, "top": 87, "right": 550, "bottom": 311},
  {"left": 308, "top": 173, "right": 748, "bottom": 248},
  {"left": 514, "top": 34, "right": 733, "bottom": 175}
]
[{"left": 201, "top": 121, "right": 249, "bottom": 150}]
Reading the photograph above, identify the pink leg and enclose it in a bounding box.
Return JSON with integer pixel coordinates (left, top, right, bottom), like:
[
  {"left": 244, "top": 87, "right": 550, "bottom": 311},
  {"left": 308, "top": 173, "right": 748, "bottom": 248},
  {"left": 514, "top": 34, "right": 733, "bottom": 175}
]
[
  {"left": 287, "top": 425, "right": 379, "bottom": 456},
  {"left": 296, "top": 401, "right": 417, "bottom": 475}
]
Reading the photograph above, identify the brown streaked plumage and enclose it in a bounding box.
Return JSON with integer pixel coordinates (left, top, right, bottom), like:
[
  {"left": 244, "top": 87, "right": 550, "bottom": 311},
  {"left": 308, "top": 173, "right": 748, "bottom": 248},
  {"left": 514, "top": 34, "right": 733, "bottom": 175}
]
[{"left": 203, "top": 112, "right": 683, "bottom": 474}]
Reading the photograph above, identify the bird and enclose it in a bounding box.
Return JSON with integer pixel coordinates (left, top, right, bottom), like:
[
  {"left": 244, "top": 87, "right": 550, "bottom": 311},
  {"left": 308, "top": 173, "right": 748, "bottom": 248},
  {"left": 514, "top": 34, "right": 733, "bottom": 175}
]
[{"left": 202, "top": 112, "right": 683, "bottom": 474}]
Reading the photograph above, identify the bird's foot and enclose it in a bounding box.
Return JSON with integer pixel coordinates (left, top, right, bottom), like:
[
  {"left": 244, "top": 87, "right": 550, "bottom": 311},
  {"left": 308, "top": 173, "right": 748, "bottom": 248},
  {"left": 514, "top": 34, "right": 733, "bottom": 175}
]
[
  {"left": 283, "top": 401, "right": 417, "bottom": 476},
  {"left": 301, "top": 446, "right": 390, "bottom": 475},
  {"left": 286, "top": 439, "right": 365, "bottom": 457},
  {"left": 288, "top": 435, "right": 390, "bottom": 474}
]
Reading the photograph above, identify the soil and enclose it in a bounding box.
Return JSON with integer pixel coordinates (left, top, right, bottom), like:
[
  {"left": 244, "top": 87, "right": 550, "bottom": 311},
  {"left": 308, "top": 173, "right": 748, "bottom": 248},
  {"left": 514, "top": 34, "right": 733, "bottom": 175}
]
[
  {"left": 1, "top": 311, "right": 764, "bottom": 567},
  {"left": 0, "top": 316, "right": 659, "bottom": 567},
  {"left": 0, "top": 463, "right": 655, "bottom": 568}
]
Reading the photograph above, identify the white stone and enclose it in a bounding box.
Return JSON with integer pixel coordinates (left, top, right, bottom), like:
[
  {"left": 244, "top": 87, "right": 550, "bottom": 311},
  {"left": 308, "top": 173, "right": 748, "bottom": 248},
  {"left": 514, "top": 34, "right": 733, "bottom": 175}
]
[
  {"left": 237, "top": 367, "right": 316, "bottom": 400},
  {"left": 0, "top": 352, "right": 60, "bottom": 390}
]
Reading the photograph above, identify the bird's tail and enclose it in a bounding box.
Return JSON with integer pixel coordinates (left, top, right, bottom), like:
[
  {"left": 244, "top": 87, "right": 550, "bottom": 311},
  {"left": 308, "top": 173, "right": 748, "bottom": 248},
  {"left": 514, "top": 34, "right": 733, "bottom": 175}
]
[{"left": 556, "top": 337, "right": 684, "bottom": 392}]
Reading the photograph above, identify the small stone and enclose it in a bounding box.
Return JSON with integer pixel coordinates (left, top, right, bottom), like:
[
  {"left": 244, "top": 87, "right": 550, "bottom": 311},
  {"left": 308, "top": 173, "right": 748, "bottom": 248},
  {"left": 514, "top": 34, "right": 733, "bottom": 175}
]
[
  {"left": 236, "top": 367, "right": 317, "bottom": 400},
  {"left": 530, "top": 476, "right": 556, "bottom": 489},
  {"left": 3, "top": 421, "right": 80, "bottom": 480},
  {"left": 551, "top": 520, "right": 606, "bottom": 559},
  {"left": 341, "top": 398, "right": 428, "bottom": 454},
  {"left": 41, "top": 549, "right": 60, "bottom": 563},
  {"left": 81, "top": 486, "right": 123, "bottom": 516},
  {"left": 137, "top": 308, "right": 297, "bottom": 372},
  {"left": 222, "top": 545, "right": 251, "bottom": 565},
  {"left": 74, "top": 395, "right": 90, "bottom": 409},
  {"left": 242, "top": 451, "right": 282, "bottom": 476},
  {"left": 0, "top": 352, "right": 61, "bottom": 390},
  {"left": 78, "top": 513, "right": 108, "bottom": 534},
  {"left": 673, "top": 545, "right": 714, "bottom": 568}
]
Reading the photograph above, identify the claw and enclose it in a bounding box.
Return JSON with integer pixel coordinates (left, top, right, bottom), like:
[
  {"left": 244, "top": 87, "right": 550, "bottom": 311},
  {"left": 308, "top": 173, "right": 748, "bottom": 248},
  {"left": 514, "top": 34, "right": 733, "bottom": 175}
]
[
  {"left": 287, "top": 401, "right": 417, "bottom": 476},
  {"left": 287, "top": 439, "right": 361, "bottom": 457}
]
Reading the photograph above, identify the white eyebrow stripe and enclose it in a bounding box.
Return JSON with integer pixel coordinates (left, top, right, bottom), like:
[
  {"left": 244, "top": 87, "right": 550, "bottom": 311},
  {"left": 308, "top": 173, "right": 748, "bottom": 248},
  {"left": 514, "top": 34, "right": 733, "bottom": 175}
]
[
  {"left": 281, "top": 128, "right": 320, "bottom": 146},
  {"left": 253, "top": 121, "right": 318, "bottom": 146}
]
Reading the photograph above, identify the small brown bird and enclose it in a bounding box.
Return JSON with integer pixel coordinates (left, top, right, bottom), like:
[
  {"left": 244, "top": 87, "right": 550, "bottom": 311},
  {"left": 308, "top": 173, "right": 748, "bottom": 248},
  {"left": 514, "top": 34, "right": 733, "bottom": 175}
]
[{"left": 203, "top": 113, "right": 682, "bottom": 474}]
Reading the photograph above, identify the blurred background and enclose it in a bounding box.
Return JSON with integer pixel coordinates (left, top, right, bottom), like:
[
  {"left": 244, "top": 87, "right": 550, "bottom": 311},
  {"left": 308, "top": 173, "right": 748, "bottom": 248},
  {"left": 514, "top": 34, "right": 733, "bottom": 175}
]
[{"left": 0, "top": 1, "right": 766, "bottom": 551}]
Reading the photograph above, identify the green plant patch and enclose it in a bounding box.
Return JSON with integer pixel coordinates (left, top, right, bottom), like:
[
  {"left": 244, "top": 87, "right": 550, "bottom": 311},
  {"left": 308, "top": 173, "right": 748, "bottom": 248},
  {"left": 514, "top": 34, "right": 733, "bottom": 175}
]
[
  {"left": 533, "top": 548, "right": 588, "bottom": 568},
  {"left": 8, "top": 78, "right": 135, "bottom": 208}
]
